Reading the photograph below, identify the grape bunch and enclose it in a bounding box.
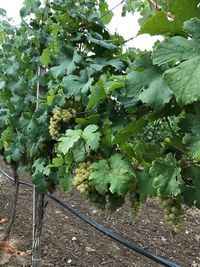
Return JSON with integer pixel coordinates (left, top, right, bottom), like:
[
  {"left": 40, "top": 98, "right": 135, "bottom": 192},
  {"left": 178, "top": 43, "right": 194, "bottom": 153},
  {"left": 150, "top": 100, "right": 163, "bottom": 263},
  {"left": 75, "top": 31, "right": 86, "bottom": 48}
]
[
  {"left": 129, "top": 191, "right": 141, "bottom": 222},
  {"left": 49, "top": 107, "right": 76, "bottom": 140},
  {"left": 73, "top": 161, "right": 92, "bottom": 191},
  {"left": 73, "top": 162, "right": 106, "bottom": 210},
  {"left": 160, "top": 197, "right": 183, "bottom": 233},
  {"left": 3, "top": 141, "right": 9, "bottom": 149}
]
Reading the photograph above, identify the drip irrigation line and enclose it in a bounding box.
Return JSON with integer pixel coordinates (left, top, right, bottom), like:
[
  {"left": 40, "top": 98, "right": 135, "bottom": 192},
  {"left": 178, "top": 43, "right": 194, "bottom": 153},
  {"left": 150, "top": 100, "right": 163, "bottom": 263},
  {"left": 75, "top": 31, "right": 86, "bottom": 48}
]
[
  {"left": 48, "top": 194, "right": 181, "bottom": 267},
  {"left": 0, "top": 167, "right": 182, "bottom": 267}
]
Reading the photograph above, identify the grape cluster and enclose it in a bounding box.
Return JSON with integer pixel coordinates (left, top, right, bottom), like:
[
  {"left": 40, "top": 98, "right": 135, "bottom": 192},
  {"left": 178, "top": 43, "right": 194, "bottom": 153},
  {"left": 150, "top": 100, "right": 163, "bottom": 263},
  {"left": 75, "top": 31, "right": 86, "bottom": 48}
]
[
  {"left": 129, "top": 191, "right": 141, "bottom": 222},
  {"left": 49, "top": 107, "right": 76, "bottom": 140},
  {"left": 73, "top": 162, "right": 92, "bottom": 191},
  {"left": 3, "top": 141, "right": 9, "bottom": 149},
  {"left": 73, "top": 162, "right": 106, "bottom": 210},
  {"left": 160, "top": 197, "right": 183, "bottom": 233}
]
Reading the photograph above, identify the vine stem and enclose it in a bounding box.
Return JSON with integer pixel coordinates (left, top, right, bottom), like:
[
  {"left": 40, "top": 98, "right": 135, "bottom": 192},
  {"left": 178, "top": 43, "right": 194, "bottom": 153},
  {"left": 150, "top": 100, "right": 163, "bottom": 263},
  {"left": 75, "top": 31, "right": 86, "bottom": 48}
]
[{"left": 2, "top": 163, "right": 19, "bottom": 241}]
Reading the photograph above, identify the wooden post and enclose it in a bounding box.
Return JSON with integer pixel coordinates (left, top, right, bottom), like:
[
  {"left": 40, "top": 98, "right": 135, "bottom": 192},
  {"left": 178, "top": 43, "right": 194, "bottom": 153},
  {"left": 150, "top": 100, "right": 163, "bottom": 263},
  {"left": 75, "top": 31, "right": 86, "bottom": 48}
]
[
  {"left": 32, "top": 192, "right": 45, "bottom": 267},
  {"left": 32, "top": 66, "right": 45, "bottom": 267},
  {"left": 3, "top": 164, "right": 19, "bottom": 241}
]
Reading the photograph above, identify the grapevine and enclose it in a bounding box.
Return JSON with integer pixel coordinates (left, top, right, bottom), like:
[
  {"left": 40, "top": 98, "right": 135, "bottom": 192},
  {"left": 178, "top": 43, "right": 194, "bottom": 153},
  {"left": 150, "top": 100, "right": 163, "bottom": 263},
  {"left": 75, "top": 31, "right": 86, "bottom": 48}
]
[{"left": 0, "top": 0, "right": 199, "bottom": 244}]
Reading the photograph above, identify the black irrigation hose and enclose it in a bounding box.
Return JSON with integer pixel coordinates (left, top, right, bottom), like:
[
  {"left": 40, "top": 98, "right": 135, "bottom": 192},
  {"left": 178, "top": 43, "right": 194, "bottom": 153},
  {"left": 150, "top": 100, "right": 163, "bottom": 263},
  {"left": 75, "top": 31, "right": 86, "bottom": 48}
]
[
  {"left": 0, "top": 168, "right": 182, "bottom": 267},
  {"left": 48, "top": 195, "right": 182, "bottom": 267}
]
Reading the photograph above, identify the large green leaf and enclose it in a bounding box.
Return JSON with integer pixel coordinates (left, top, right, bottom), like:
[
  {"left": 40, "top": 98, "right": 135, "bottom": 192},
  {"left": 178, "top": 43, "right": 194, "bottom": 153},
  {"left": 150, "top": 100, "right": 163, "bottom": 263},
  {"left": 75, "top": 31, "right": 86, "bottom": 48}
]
[
  {"left": 138, "top": 76, "right": 172, "bottom": 109},
  {"left": 62, "top": 75, "right": 86, "bottom": 97},
  {"left": 59, "top": 173, "right": 73, "bottom": 192},
  {"left": 82, "top": 124, "right": 101, "bottom": 152},
  {"left": 58, "top": 129, "right": 82, "bottom": 155},
  {"left": 164, "top": 56, "right": 200, "bottom": 105},
  {"left": 87, "top": 76, "right": 107, "bottom": 108},
  {"left": 50, "top": 61, "right": 69, "bottom": 79},
  {"left": 183, "top": 166, "right": 200, "bottom": 208},
  {"left": 183, "top": 18, "right": 200, "bottom": 39},
  {"left": 139, "top": 0, "right": 200, "bottom": 35},
  {"left": 152, "top": 37, "right": 200, "bottom": 65},
  {"left": 90, "top": 154, "right": 135, "bottom": 196},
  {"left": 183, "top": 133, "right": 200, "bottom": 158},
  {"left": 114, "top": 118, "right": 147, "bottom": 144},
  {"left": 150, "top": 153, "right": 183, "bottom": 196},
  {"left": 137, "top": 168, "right": 156, "bottom": 201},
  {"left": 125, "top": 67, "right": 160, "bottom": 98}
]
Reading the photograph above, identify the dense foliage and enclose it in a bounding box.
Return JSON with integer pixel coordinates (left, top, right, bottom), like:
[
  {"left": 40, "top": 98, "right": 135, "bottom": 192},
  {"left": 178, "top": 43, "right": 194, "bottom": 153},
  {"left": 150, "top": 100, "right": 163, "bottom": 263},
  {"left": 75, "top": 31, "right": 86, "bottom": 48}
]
[{"left": 0, "top": 0, "right": 200, "bottom": 232}]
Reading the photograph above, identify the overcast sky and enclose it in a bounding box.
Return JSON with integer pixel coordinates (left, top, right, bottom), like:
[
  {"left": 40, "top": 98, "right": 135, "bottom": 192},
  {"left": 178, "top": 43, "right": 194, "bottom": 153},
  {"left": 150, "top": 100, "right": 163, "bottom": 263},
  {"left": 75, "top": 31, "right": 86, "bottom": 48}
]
[{"left": 0, "top": 0, "right": 160, "bottom": 50}]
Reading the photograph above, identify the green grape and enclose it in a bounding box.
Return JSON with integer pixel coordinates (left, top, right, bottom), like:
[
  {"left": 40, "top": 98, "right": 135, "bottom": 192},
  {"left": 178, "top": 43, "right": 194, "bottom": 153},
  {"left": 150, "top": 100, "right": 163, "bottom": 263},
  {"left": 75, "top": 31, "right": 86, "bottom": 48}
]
[
  {"left": 171, "top": 206, "right": 179, "bottom": 214},
  {"left": 164, "top": 207, "right": 171, "bottom": 215},
  {"left": 160, "top": 196, "right": 183, "bottom": 232},
  {"left": 169, "top": 213, "right": 176, "bottom": 220},
  {"left": 129, "top": 192, "right": 141, "bottom": 222},
  {"left": 49, "top": 107, "right": 77, "bottom": 140},
  {"left": 73, "top": 161, "right": 106, "bottom": 210},
  {"left": 162, "top": 199, "right": 169, "bottom": 208}
]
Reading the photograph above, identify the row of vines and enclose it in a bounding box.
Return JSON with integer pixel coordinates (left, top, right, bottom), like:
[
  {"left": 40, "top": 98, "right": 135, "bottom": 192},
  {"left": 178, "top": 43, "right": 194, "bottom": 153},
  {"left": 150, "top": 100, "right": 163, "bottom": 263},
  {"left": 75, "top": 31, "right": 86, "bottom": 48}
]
[{"left": 0, "top": 0, "right": 200, "bottom": 265}]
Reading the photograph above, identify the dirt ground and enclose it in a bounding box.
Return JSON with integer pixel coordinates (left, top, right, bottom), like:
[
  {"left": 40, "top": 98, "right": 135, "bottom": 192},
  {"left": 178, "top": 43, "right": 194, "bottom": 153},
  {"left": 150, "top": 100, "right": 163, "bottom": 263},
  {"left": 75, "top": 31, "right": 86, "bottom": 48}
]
[{"left": 0, "top": 158, "right": 200, "bottom": 267}]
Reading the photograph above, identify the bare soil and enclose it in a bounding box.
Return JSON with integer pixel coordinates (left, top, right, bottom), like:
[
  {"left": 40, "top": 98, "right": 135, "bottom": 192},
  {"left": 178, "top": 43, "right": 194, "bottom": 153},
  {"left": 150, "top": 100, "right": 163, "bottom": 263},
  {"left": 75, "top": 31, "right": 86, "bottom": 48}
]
[{"left": 0, "top": 158, "right": 200, "bottom": 267}]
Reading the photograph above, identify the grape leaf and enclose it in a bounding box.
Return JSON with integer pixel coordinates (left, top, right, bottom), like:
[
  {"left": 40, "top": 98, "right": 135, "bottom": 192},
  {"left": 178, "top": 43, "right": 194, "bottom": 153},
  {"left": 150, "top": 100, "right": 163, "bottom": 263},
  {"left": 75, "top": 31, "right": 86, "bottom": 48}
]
[
  {"left": 152, "top": 37, "right": 200, "bottom": 66},
  {"left": 0, "top": 81, "right": 5, "bottom": 89},
  {"left": 50, "top": 61, "right": 69, "bottom": 79},
  {"left": 67, "top": 50, "right": 81, "bottom": 75},
  {"left": 0, "top": 8, "right": 6, "bottom": 16},
  {"left": 99, "top": 0, "right": 113, "bottom": 25},
  {"left": 164, "top": 56, "right": 200, "bottom": 105},
  {"left": 82, "top": 124, "right": 101, "bottom": 152},
  {"left": 182, "top": 166, "right": 200, "bottom": 208},
  {"left": 90, "top": 154, "right": 135, "bottom": 196},
  {"left": 138, "top": 76, "right": 172, "bottom": 109},
  {"left": 40, "top": 48, "right": 51, "bottom": 67},
  {"left": 183, "top": 18, "right": 200, "bottom": 39},
  {"left": 87, "top": 77, "right": 107, "bottom": 108},
  {"left": 87, "top": 34, "right": 117, "bottom": 50},
  {"left": 137, "top": 168, "right": 156, "bottom": 201},
  {"left": 58, "top": 129, "right": 82, "bottom": 155},
  {"left": 125, "top": 67, "right": 160, "bottom": 98},
  {"left": 51, "top": 158, "right": 64, "bottom": 167},
  {"left": 182, "top": 133, "right": 200, "bottom": 158},
  {"left": 62, "top": 75, "right": 85, "bottom": 97},
  {"left": 114, "top": 118, "right": 147, "bottom": 144},
  {"left": 150, "top": 153, "right": 183, "bottom": 196},
  {"left": 139, "top": 0, "right": 200, "bottom": 35},
  {"left": 32, "top": 174, "right": 49, "bottom": 193},
  {"left": 183, "top": 187, "right": 200, "bottom": 208},
  {"left": 89, "top": 159, "right": 110, "bottom": 194},
  {"left": 59, "top": 173, "right": 73, "bottom": 192},
  {"left": 179, "top": 104, "right": 200, "bottom": 134}
]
